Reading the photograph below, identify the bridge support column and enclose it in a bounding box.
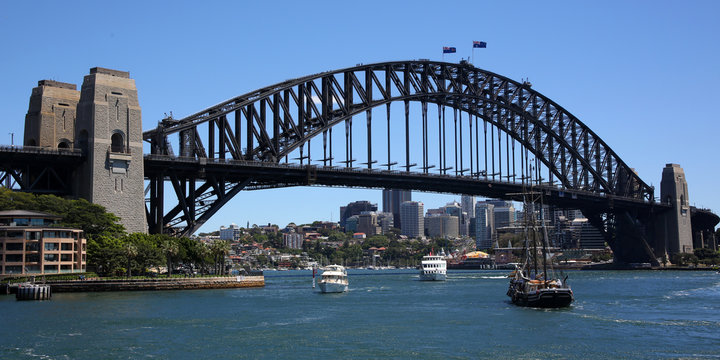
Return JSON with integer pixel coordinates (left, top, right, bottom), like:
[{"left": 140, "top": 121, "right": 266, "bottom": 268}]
[
  {"left": 612, "top": 209, "right": 659, "bottom": 266},
  {"left": 74, "top": 68, "right": 147, "bottom": 234},
  {"left": 654, "top": 164, "right": 693, "bottom": 260}
]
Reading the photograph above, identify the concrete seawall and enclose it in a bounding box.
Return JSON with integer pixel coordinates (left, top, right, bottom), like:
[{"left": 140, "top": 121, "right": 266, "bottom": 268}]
[{"left": 40, "top": 276, "right": 264, "bottom": 293}]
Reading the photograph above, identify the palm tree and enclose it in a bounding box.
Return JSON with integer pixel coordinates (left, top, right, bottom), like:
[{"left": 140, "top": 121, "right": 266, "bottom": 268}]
[
  {"left": 124, "top": 242, "right": 138, "bottom": 278},
  {"left": 160, "top": 239, "right": 180, "bottom": 277},
  {"left": 197, "top": 242, "right": 210, "bottom": 275},
  {"left": 211, "top": 240, "right": 231, "bottom": 275}
]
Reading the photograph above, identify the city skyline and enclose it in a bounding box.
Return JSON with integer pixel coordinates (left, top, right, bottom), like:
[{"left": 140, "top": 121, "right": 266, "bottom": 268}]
[{"left": 1, "top": 1, "right": 719, "bottom": 233}]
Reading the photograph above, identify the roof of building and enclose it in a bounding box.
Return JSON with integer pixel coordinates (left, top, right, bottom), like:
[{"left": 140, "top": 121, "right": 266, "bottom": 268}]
[{"left": 0, "top": 210, "right": 61, "bottom": 219}]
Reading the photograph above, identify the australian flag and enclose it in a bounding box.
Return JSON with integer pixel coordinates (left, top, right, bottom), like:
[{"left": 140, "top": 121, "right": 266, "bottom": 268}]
[
  {"left": 473, "top": 41, "right": 487, "bottom": 48},
  {"left": 443, "top": 47, "right": 456, "bottom": 54}
]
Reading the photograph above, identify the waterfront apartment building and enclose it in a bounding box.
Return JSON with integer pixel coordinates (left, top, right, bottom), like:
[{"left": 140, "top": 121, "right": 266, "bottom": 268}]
[
  {"left": 382, "top": 189, "right": 411, "bottom": 229},
  {"left": 400, "top": 201, "right": 424, "bottom": 239},
  {"left": 0, "top": 210, "right": 86, "bottom": 277}
]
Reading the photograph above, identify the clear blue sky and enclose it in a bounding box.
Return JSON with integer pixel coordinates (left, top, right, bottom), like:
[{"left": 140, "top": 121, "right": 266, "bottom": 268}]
[{"left": 1, "top": 1, "right": 719, "bottom": 232}]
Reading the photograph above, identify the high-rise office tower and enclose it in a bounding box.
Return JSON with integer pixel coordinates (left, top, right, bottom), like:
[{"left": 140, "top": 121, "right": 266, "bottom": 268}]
[
  {"left": 400, "top": 201, "right": 424, "bottom": 238},
  {"left": 340, "top": 201, "right": 377, "bottom": 229},
  {"left": 474, "top": 203, "right": 495, "bottom": 249},
  {"left": 382, "top": 189, "right": 411, "bottom": 229}
]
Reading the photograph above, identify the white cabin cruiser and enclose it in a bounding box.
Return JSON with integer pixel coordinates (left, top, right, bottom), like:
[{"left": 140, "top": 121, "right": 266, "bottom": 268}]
[{"left": 318, "top": 265, "right": 349, "bottom": 293}]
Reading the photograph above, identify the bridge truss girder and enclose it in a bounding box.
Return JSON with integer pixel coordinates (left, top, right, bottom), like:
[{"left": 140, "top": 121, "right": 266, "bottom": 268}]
[
  {"left": 143, "top": 60, "right": 657, "bottom": 247},
  {"left": 144, "top": 155, "right": 662, "bottom": 255},
  {"left": 145, "top": 61, "right": 653, "bottom": 202},
  {"left": 0, "top": 147, "right": 82, "bottom": 195}
]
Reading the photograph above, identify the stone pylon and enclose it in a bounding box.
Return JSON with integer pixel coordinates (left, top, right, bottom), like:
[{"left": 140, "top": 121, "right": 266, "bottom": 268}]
[
  {"left": 24, "top": 80, "right": 80, "bottom": 148},
  {"left": 74, "top": 68, "right": 147, "bottom": 234},
  {"left": 655, "top": 163, "right": 693, "bottom": 258}
]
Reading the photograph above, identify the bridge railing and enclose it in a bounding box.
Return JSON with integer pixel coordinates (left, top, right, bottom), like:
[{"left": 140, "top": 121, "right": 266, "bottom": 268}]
[{"left": 0, "top": 145, "right": 82, "bottom": 156}]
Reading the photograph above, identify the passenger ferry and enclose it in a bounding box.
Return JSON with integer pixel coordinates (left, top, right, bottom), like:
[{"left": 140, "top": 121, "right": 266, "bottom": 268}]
[
  {"left": 318, "top": 265, "right": 349, "bottom": 293},
  {"left": 419, "top": 250, "right": 447, "bottom": 281}
]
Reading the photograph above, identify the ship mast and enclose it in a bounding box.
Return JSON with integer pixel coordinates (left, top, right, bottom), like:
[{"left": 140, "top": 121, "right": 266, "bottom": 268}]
[
  {"left": 540, "top": 192, "right": 548, "bottom": 282},
  {"left": 531, "top": 195, "right": 539, "bottom": 278}
]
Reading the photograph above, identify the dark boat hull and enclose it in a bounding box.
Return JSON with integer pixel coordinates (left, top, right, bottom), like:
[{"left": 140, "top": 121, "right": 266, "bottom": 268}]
[{"left": 508, "top": 286, "right": 574, "bottom": 308}]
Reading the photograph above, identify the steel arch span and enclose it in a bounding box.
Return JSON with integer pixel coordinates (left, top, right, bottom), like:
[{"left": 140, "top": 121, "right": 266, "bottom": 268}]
[{"left": 143, "top": 60, "right": 656, "bottom": 247}]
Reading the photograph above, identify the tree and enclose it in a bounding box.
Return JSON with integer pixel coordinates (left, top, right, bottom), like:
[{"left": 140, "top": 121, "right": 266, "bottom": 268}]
[
  {"left": 694, "top": 248, "right": 719, "bottom": 260},
  {"left": 125, "top": 233, "right": 163, "bottom": 275},
  {"left": 197, "top": 242, "right": 211, "bottom": 275},
  {"left": 159, "top": 237, "right": 180, "bottom": 277},
  {"left": 363, "top": 235, "right": 389, "bottom": 249},
  {"left": 328, "top": 231, "right": 347, "bottom": 243},
  {"left": 0, "top": 188, "right": 124, "bottom": 237},
  {"left": 123, "top": 242, "right": 138, "bottom": 277},
  {"left": 87, "top": 234, "right": 124, "bottom": 276},
  {"left": 210, "top": 240, "right": 231, "bottom": 275}
]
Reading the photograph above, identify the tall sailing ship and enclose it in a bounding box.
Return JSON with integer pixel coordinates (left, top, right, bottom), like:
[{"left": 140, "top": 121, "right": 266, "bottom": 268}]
[{"left": 506, "top": 186, "right": 574, "bottom": 308}]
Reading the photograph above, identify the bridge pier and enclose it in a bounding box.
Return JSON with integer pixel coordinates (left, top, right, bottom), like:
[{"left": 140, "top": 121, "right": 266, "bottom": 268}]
[
  {"left": 654, "top": 164, "right": 693, "bottom": 260},
  {"left": 583, "top": 207, "right": 659, "bottom": 266},
  {"left": 74, "top": 68, "right": 147, "bottom": 234}
]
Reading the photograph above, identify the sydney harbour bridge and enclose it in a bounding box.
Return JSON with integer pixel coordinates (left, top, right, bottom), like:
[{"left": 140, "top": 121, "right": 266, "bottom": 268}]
[{"left": 1, "top": 60, "right": 717, "bottom": 266}]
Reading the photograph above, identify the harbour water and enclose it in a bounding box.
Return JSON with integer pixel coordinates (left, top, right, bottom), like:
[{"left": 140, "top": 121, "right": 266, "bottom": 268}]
[{"left": 1, "top": 269, "right": 719, "bottom": 359}]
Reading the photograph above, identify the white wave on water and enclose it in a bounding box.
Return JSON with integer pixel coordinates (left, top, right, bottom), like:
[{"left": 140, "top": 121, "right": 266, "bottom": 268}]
[
  {"left": 665, "top": 280, "right": 720, "bottom": 299},
  {"left": 569, "top": 311, "right": 720, "bottom": 328},
  {"left": 22, "top": 347, "right": 62, "bottom": 359},
  {"left": 256, "top": 314, "right": 327, "bottom": 328},
  {"left": 479, "top": 275, "right": 508, "bottom": 279}
]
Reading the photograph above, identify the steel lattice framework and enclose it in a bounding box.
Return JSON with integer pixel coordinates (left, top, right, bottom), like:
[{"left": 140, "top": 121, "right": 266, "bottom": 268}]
[{"left": 143, "top": 60, "right": 655, "bottom": 236}]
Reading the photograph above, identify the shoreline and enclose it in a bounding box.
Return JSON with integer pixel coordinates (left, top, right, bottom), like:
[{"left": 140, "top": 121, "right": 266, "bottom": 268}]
[{"left": 3, "top": 275, "right": 264, "bottom": 294}]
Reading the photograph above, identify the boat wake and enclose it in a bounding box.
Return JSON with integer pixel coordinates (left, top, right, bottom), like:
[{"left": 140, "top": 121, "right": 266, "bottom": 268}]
[
  {"left": 257, "top": 314, "right": 326, "bottom": 328},
  {"left": 569, "top": 312, "right": 720, "bottom": 328},
  {"left": 664, "top": 281, "right": 720, "bottom": 299}
]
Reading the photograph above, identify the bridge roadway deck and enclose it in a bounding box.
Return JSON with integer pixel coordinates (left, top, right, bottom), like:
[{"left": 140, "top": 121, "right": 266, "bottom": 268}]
[
  {"left": 0, "top": 146, "right": 83, "bottom": 165},
  {"left": 144, "top": 154, "right": 665, "bottom": 213},
  {"left": 2, "top": 150, "right": 717, "bottom": 229}
]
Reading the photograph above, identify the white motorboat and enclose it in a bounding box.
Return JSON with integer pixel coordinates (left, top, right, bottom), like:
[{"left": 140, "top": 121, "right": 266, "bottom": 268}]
[
  {"left": 419, "top": 251, "right": 447, "bottom": 281},
  {"left": 318, "top": 265, "right": 349, "bottom": 293}
]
